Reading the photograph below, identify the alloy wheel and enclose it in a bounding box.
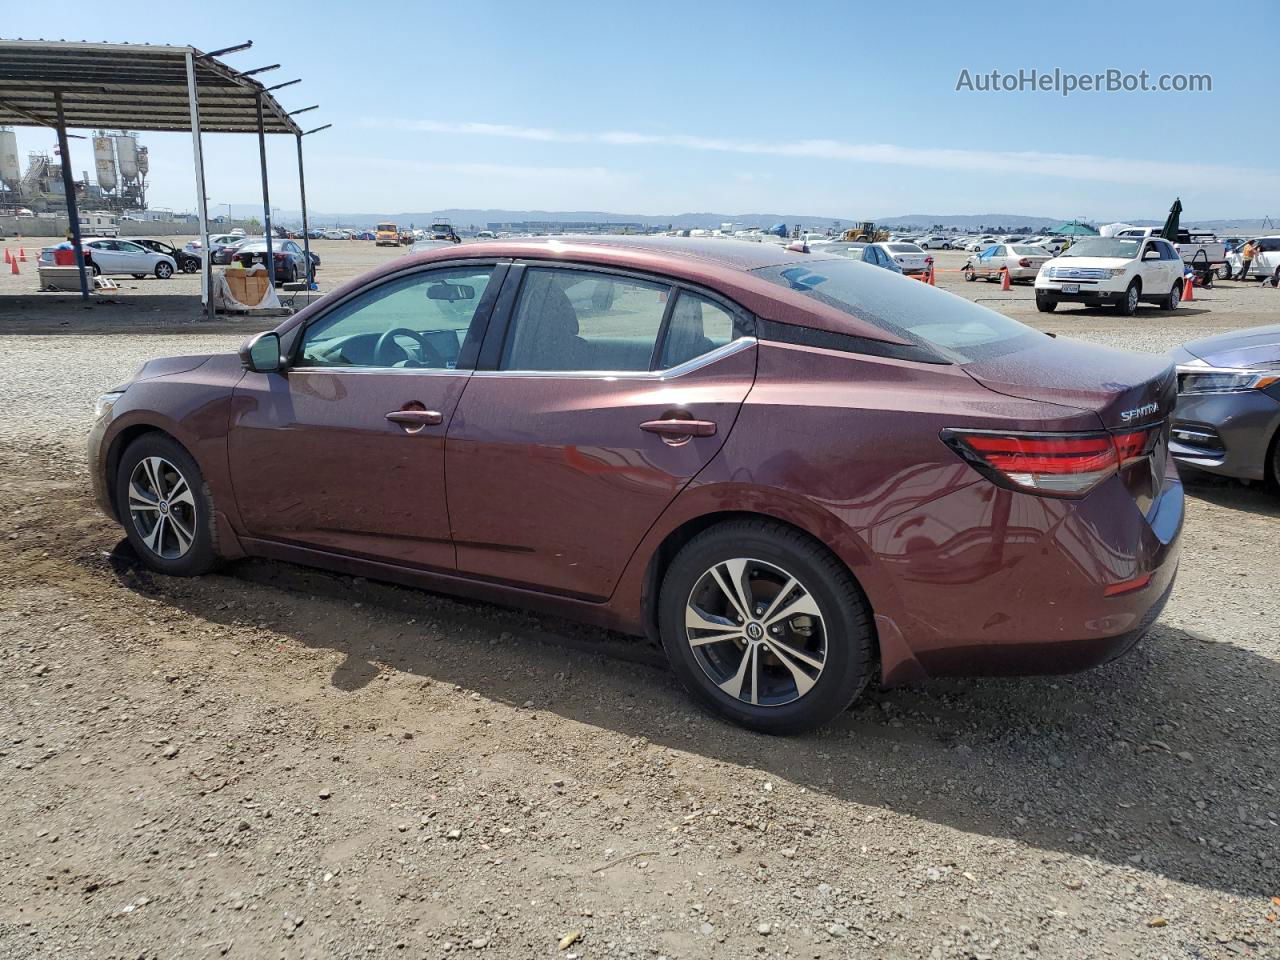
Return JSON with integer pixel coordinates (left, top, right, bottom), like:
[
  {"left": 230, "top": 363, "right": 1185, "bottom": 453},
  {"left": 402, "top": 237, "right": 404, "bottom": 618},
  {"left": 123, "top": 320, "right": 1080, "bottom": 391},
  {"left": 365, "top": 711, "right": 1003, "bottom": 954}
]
[
  {"left": 684, "top": 558, "right": 827, "bottom": 706},
  {"left": 128, "top": 456, "right": 197, "bottom": 559}
]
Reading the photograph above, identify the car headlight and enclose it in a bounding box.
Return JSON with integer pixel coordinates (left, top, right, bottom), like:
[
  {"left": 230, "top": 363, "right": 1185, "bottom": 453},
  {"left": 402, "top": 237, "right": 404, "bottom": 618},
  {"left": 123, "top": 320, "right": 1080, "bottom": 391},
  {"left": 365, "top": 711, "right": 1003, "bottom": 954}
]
[
  {"left": 1176, "top": 365, "right": 1280, "bottom": 395},
  {"left": 94, "top": 391, "right": 125, "bottom": 419},
  {"left": 1108, "top": 268, "right": 1128, "bottom": 278}
]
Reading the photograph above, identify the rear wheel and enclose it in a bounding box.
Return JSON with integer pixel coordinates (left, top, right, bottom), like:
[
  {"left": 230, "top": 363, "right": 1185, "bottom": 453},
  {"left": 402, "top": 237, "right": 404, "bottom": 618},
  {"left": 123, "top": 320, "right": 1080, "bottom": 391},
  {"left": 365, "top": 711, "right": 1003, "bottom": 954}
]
[
  {"left": 658, "top": 520, "right": 875, "bottom": 734},
  {"left": 1161, "top": 282, "right": 1182, "bottom": 311},
  {"left": 1035, "top": 294, "right": 1058, "bottom": 312},
  {"left": 90, "top": 262, "right": 101, "bottom": 276},
  {"left": 115, "top": 434, "right": 219, "bottom": 577}
]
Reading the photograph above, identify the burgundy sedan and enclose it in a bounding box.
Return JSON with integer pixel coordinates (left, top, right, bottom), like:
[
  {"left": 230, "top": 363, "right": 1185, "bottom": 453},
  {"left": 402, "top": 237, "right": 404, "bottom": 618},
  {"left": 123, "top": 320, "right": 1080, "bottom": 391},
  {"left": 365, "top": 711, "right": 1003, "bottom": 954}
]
[{"left": 89, "top": 237, "right": 1182, "bottom": 733}]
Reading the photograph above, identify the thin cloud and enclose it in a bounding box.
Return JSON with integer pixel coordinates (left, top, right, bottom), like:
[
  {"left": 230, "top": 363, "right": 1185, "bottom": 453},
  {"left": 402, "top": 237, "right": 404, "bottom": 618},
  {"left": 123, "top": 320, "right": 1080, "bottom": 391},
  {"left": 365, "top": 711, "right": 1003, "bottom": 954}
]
[{"left": 363, "top": 118, "right": 1277, "bottom": 190}]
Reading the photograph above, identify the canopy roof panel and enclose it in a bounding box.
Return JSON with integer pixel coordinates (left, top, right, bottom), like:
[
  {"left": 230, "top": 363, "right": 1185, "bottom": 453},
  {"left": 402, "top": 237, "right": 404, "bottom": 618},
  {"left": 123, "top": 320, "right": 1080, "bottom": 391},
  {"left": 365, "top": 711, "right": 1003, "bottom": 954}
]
[{"left": 0, "top": 39, "right": 301, "bottom": 134}]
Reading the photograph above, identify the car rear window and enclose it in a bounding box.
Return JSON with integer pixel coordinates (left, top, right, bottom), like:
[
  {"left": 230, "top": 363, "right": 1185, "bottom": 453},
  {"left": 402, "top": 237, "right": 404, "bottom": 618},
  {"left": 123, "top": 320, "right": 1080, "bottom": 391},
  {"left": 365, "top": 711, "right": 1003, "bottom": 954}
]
[
  {"left": 887, "top": 243, "right": 922, "bottom": 253},
  {"left": 1010, "top": 245, "right": 1045, "bottom": 255},
  {"left": 753, "top": 259, "right": 1044, "bottom": 363}
]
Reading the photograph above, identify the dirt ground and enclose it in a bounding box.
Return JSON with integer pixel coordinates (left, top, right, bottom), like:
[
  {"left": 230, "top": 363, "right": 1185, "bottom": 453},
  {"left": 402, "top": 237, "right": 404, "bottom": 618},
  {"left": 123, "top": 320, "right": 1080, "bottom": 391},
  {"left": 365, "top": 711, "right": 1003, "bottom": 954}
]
[{"left": 1, "top": 236, "right": 1278, "bottom": 960}]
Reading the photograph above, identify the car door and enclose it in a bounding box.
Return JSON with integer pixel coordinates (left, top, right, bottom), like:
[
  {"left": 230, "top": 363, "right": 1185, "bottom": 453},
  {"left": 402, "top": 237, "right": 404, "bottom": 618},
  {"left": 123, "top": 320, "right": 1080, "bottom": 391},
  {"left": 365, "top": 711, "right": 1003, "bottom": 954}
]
[
  {"left": 1138, "top": 240, "right": 1164, "bottom": 290},
  {"left": 114, "top": 239, "right": 153, "bottom": 274},
  {"left": 227, "top": 261, "right": 505, "bottom": 570},
  {"left": 445, "top": 263, "right": 758, "bottom": 600},
  {"left": 86, "top": 239, "right": 122, "bottom": 273}
]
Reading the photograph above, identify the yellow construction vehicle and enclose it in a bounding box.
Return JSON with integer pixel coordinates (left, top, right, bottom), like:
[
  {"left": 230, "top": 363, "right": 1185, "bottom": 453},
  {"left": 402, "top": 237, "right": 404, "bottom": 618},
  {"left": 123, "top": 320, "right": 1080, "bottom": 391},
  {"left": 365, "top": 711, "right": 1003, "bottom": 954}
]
[{"left": 841, "top": 221, "right": 889, "bottom": 242}]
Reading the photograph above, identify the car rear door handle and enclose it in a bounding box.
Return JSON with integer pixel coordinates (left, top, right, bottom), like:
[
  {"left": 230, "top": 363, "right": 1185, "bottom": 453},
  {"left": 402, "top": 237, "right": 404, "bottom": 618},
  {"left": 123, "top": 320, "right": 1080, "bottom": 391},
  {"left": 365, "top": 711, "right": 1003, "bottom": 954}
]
[
  {"left": 640, "top": 418, "right": 717, "bottom": 438},
  {"left": 385, "top": 409, "right": 443, "bottom": 426}
]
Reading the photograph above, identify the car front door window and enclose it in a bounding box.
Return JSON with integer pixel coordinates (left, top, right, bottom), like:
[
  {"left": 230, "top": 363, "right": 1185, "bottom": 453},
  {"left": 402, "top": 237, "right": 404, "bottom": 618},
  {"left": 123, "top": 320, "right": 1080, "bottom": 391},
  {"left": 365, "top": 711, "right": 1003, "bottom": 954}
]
[{"left": 300, "top": 266, "right": 496, "bottom": 370}]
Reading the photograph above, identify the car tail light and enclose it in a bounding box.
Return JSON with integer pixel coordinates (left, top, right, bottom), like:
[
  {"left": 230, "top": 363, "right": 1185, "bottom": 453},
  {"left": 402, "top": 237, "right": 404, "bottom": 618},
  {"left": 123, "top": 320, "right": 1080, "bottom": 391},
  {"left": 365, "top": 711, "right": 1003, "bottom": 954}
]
[{"left": 941, "top": 427, "right": 1159, "bottom": 498}]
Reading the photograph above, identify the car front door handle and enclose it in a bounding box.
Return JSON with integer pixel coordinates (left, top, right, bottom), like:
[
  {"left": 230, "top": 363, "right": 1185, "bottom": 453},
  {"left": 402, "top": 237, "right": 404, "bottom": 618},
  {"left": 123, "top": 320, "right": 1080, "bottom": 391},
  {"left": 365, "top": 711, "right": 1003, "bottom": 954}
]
[
  {"left": 385, "top": 409, "right": 443, "bottom": 427},
  {"left": 640, "top": 418, "right": 717, "bottom": 439}
]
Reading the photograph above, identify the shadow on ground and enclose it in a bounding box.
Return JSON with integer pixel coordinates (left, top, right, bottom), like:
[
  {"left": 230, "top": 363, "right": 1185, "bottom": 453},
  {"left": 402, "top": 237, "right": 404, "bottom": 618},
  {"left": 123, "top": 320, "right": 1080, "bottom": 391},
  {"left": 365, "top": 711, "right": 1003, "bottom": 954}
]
[{"left": 100, "top": 536, "right": 1279, "bottom": 902}]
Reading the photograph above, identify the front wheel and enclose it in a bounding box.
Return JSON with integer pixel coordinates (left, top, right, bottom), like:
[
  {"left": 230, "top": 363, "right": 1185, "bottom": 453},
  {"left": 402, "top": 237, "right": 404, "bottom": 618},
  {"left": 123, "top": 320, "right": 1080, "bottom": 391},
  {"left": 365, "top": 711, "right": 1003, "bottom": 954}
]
[
  {"left": 963, "top": 268, "right": 976, "bottom": 282},
  {"left": 115, "top": 434, "right": 219, "bottom": 576},
  {"left": 658, "top": 519, "right": 875, "bottom": 734},
  {"left": 1116, "top": 281, "right": 1140, "bottom": 316},
  {"left": 1035, "top": 294, "right": 1058, "bottom": 312},
  {"left": 155, "top": 261, "right": 173, "bottom": 279}
]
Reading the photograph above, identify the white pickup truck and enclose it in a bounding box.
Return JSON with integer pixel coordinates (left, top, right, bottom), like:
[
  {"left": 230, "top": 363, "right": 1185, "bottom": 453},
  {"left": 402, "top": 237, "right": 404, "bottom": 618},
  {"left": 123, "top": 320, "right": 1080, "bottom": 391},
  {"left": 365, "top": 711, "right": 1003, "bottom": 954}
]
[
  {"left": 1034, "top": 235, "right": 1187, "bottom": 315},
  {"left": 1113, "top": 227, "right": 1226, "bottom": 273}
]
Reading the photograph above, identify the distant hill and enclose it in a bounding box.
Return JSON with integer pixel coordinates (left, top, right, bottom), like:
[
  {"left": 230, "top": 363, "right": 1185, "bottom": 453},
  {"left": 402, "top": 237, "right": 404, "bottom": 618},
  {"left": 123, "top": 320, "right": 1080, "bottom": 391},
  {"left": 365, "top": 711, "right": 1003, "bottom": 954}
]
[{"left": 217, "top": 203, "right": 1275, "bottom": 234}]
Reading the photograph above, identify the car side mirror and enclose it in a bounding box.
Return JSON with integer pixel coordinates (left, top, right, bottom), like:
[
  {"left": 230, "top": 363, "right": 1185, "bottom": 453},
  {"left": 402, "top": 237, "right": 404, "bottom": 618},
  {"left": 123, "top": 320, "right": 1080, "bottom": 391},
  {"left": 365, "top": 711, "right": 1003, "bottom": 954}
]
[
  {"left": 1142, "top": 250, "right": 1161, "bottom": 260},
  {"left": 240, "top": 331, "right": 283, "bottom": 372}
]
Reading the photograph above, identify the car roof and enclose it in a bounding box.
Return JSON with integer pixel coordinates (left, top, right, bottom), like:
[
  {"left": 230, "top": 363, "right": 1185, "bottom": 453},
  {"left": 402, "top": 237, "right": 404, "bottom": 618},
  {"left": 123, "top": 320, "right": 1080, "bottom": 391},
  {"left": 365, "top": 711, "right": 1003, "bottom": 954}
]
[{"left": 281, "top": 235, "right": 915, "bottom": 346}]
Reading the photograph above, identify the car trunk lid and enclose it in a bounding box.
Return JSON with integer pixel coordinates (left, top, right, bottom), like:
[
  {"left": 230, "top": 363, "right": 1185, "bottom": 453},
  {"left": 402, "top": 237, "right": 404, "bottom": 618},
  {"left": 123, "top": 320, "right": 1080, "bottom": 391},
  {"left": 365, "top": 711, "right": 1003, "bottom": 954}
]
[{"left": 962, "top": 336, "right": 1177, "bottom": 512}]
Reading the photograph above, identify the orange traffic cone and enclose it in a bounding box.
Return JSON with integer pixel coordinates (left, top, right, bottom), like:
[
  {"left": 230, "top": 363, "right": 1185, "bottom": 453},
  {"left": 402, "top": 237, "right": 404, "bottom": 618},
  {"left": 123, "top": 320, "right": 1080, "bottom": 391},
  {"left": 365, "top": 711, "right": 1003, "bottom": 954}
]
[
  {"left": 1182, "top": 275, "right": 1194, "bottom": 301},
  {"left": 1001, "top": 267, "right": 1011, "bottom": 291},
  {"left": 18, "top": 248, "right": 26, "bottom": 262},
  {"left": 3, "top": 248, "right": 10, "bottom": 265},
  {"left": 928, "top": 264, "right": 936, "bottom": 285},
  {"left": 10, "top": 255, "right": 19, "bottom": 275}
]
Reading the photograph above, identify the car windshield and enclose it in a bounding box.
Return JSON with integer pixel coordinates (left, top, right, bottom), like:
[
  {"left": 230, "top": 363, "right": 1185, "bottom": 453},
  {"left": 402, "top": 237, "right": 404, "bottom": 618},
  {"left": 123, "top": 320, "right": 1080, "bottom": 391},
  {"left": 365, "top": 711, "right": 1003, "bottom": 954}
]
[
  {"left": 377, "top": 223, "right": 395, "bottom": 232},
  {"left": 754, "top": 259, "right": 1043, "bottom": 362},
  {"left": 1059, "top": 238, "right": 1140, "bottom": 259}
]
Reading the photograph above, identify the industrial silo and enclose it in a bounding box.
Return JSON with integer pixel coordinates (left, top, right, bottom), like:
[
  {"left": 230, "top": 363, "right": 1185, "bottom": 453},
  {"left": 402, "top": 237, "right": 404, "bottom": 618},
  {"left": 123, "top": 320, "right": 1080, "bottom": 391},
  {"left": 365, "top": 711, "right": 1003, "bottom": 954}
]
[
  {"left": 93, "top": 135, "right": 117, "bottom": 191},
  {"left": 136, "top": 145, "right": 149, "bottom": 176},
  {"left": 0, "top": 127, "right": 20, "bottom": 189},
  {"left": 115, "top": 134, "right": 138, "bottom": 181}
]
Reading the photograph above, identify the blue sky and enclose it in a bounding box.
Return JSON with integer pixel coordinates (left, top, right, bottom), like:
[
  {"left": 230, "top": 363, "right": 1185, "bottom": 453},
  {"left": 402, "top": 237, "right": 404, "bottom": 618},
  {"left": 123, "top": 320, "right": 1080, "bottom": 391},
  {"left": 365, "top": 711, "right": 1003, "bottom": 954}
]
[{"left": 5, "top": 2, "right": 1275, "bottom": 221}]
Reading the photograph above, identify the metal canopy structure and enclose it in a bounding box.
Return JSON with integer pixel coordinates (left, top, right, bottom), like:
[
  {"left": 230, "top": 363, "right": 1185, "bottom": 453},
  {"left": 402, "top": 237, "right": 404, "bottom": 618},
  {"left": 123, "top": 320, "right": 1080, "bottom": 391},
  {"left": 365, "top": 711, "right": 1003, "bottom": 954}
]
[
  {"left": 0, "top": 41, "right": 301, "bottom": 134},
  {"left": 0, "top": 39, "right": 326, "bottom": 312}
]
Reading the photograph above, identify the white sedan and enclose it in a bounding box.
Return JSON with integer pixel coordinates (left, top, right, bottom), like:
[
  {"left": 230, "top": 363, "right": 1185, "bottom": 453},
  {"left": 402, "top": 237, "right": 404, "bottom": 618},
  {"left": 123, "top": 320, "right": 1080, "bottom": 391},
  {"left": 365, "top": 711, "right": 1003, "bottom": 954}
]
[
  {"left": 964, "top": 237, "right": 998, "bottom": 252},
  {"left": 40, "top": 236, "right": 177, "bottom": 279},
  {"left": 964, "top": 243, "right": 1052, "bottom": 283},
  {"left": 872, "top": 241, "right": 931, "bottom": 275}
]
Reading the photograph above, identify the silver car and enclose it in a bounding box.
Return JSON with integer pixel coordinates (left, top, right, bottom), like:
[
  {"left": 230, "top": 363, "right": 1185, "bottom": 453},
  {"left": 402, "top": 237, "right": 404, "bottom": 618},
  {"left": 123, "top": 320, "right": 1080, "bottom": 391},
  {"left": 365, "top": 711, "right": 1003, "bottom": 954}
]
[{"left": 964, "top": 243, "right": 1051, "bottom": 283}]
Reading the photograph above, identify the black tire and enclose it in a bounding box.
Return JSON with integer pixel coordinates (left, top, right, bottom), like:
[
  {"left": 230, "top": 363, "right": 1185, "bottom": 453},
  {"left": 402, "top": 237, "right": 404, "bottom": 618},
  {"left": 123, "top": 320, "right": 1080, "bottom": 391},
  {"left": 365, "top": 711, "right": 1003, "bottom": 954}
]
[
  {"left": 155, "top": 261, "right": 174, "bottom": 279},
  {"left": 115, "top": 434, "right": 219, "bottom": 577},
  {"left": 1116, "top": 280, "right": 1140, "bottom": 316},
  {"left": 1035, "top": 294, "right": 1058, "bottom": 313},
  {"left": 283, "top": 262, "right": 298, "bottom": 285},
  {"left": 658, "top": 519, "right": 875, "bottom": 734},
  {"left": 963, "top": 268, "right": 976, "bottom": 282},
  {"left": 90, "top": 262, "right": 101, "bottom": 276},
  {"left": 131, "top": 273, "right": 147, "bottom": 280},
  {"left": 1160, "top": 281, "right": 1182, "bottom": 311},
  {"left": 182, "top": 258, "right": 199, "bottom": 273}
]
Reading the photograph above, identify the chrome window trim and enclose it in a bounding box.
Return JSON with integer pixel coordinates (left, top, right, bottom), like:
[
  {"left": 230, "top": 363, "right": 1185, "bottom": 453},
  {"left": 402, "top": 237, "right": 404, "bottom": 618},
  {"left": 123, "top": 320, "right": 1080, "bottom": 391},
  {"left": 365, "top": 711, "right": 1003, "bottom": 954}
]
[
  {"left": 286, "top": 366, "right": 472, "bottom": 377},
  {"left": 471, "top": 335, "right": 757, "bottom": 381}
]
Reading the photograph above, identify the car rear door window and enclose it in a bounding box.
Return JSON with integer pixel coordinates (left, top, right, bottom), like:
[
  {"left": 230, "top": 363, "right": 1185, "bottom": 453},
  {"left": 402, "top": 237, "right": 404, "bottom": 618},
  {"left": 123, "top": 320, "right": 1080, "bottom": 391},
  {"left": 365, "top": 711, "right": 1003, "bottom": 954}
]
[
  {"left": 501, "top": 268, "right": 671, "bottom": 372},
  {"left": 659, "top": 291, "right": 742, "bottom": 368},
  {"left": 298, "top": 265, "right": 495, "bottom": 369}
]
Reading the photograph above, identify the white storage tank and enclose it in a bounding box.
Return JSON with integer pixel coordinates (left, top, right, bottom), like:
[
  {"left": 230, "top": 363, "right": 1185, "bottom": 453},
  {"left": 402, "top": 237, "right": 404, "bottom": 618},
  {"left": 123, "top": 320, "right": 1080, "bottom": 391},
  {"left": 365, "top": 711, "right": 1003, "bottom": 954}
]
[
  {"left": 0, "top": 127, "right": 20, "bottom": 187},
  {"left": 115, "top": 134, "right": 138, "bottom": 180},
  {"left": 93, "top": 135, "right": 117, "bottom": 191}
]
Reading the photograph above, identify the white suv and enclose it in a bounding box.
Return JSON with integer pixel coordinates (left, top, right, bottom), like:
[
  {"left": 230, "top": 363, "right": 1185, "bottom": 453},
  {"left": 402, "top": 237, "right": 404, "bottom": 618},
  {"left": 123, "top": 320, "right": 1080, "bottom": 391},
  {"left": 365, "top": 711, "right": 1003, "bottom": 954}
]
[{"left": 1035, "top": 235, "right": 1185, "bottom": 315}]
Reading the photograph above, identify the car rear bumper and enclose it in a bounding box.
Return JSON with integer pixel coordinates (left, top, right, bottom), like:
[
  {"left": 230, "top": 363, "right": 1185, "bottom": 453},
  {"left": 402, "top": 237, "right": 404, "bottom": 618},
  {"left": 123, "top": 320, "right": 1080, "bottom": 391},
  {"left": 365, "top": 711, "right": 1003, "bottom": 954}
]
[
  {"left": 1170, "top": 390, "right": 1280, "bottom": 481},
  {"left": 866, "top": 470, "right": 1183, "bottom": 683}
]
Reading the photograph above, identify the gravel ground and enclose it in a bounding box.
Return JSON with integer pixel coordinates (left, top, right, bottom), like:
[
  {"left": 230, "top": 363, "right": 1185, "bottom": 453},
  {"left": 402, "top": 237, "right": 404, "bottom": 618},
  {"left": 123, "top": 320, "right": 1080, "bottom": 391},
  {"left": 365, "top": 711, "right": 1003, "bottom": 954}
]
[{"left": 1, "top": 238, "right": 1278, "bottom": 960}]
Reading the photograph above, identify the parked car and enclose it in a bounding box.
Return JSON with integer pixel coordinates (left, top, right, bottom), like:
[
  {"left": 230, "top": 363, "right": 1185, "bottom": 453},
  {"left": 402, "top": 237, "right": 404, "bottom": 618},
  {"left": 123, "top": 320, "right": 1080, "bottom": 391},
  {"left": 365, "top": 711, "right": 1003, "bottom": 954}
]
[
  {"left": 134, "top": 238, "right": 200, "bottom": 273},
  {"left": 1114, "top": 227, "right": 1227, "bottom": 273},
  {"left": 965, "top": 236, "right": 998, "bottom": 252},
  {"left": 89, "top": 236, "right": 1182, "bottom": 734},
  {"left": 40, "top": 236, "right": 177, "bottom": 279},
  {"left": 876, "top": 241, "right": 930, "bottom": 275},
  {"left": 322, "top": 229, "right": 347, "bottom": 240},
  {"left": 810, "top": 242, "right": 903, "bottom": 273},
  {"left": 1034, "top": 235, "right": 1186, "bottom": 314},
  {"left": 211, "top": 237, "right": 252, "bottom": 266},
  {"left": 1224, "top": 237, "right": 1280, "bottom": 284},
  {"left": 231, "top": 238, "right": 318, "bottom": 284},
  {"left": 917, "top": 235, "right": 954, "bottom": 250},
  {"left": 1169, "top": 324, "right": 1280, "bottom": 484},
  {"left": 186, "top": 234, "right": 248, "bottom": 264},
  {"left": 964, "top": 243, "right": 1052, "bottom": 283}
]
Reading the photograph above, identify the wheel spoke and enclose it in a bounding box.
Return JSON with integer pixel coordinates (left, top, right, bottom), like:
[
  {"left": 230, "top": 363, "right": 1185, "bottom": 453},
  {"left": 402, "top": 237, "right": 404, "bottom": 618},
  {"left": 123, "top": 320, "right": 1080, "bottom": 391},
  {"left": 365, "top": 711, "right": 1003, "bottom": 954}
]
[
  {"left": 167, "top": 474, "right": 195, "bottom": 508},
  {"left": 168, "top": 513, "right": 194, "bottom": 553},
  {"left": 128, "top": 481, "right": 159, "bottom": 510},
  {"left": 685, "top": 606, "right": 745, "bottom": 646},
  {"left": 712, "top": 558, "right": 755, "bottom": 621},
  {"left": 766, "top": 641, "right": 818, "bottom": 698},
  {"left": 142, "top": 458, "right": 164, "bottom": 498},
  {"left": 759, "top": 576, "right": 798, "bottom": 623},
  {"left": 142, "top": 514, "right": 167, "bottom": 554},
  {"left": 767, "top": 637, "right": 824, "bottom": 671},
  {"left": 763, "top": 587, "right": 821, "bottom": 628},
  {"left": 718, "top": 643, "right": 757, "bottom": 704}
]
